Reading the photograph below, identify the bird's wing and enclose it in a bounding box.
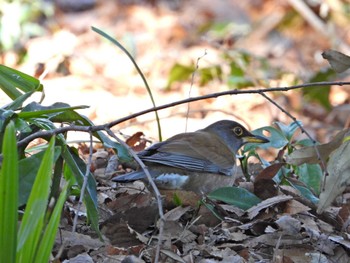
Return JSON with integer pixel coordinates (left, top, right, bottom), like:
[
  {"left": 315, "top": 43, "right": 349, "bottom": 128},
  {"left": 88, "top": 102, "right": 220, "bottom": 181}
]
[
  {"left": 112, "top": 170, "right": 146, "bottom": 182},
  {"left": 139, "top": 131, "right": 236, "bottom": 175}
]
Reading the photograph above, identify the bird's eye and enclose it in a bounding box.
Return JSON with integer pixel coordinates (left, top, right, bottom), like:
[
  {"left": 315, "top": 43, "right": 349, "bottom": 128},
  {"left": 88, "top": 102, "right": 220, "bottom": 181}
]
[{"left": 233, "top": 126, "right": 243, "bottom": 136}]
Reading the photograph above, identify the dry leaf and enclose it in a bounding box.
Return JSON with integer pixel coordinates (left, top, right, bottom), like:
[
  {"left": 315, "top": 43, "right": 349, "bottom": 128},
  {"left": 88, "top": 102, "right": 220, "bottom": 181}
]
[
  {"left": 286, "top": 129, "right": 349, "bottom": 165},
  {"left": 283, "top": 199, "right": 311, "bottom": 215},
  {"left": 317, "top": 140, "right": 350, "bottom": 213},
  {"left": 274, "top": 248, "right": 316, "bottom": 263},
  {"left": 126, "top": 132, "right": 144, "bottom": 146},
  {"left": 163, "top": 206, "right": 191, "bottom": 221},
  {"left": 68, "top": 253, "right": 94, "bottom": 263},
  {"left": 252, "top": 163, "right": 283, "bottom": 200},
  {"left": 322, "top": 49, "right": 350, "bottom": 73},
  {"left": 255, "top": 163, "right": 285, "bottom": 180},
  {"left": 275, "top": 215, "right": 301, "bottom": 235},
  {"left": 160, "top": 249, "right": 186, "bottom": 263},
  {"left": 247, "top": 195, "right": 293, "bottom": 219},
  {"left": 125, "top": 132, "right": 148, "bottom": 152},
  {"left": 305, "top": 252, "right": 329, "bottom": 262},
  {"left": 329, "top": 235, "right": 350, "bottom": 249}
]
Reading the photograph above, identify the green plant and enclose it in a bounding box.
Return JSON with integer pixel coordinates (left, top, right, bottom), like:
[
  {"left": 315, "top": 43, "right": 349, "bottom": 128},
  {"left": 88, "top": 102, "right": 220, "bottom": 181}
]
[
  {"left": 0, "top": 25, "right": 167, "bottom": 259},
  {"left": 166, "top": 50, "right": 281, "bottom": 90},
  {"left": 0, "top": 65, "right": 135, "bottom": 249},
  {"left": 0, "top": 122, "right": 70, "bottom": 263},
  {"left": 248, "top": 121, "right": 322, "bottom": 200}
]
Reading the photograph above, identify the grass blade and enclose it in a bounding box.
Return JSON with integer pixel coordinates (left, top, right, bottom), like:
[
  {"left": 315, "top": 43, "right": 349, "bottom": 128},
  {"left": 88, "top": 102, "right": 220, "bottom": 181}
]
[
  {"left": 0, "top": 122, "right": 18, "bottom": 263},
  {"left": 91, "top": 26, "right": 162, "bottom": 141},
  {"left": 36, "top": 182, "right": 69, "bottom": 262},
  {"left": 16, "top": 137, "right": 55, "bottom": 262}
]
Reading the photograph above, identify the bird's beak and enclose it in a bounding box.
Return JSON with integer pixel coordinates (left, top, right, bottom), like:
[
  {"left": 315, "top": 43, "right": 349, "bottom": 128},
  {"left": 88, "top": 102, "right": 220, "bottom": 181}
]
[{"left": 243, "top": 134, "right": 269, "bottom": 144}]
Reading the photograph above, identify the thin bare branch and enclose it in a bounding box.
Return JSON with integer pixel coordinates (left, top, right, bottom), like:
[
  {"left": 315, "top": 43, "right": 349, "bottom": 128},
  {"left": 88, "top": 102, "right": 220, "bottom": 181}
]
[
  {"left": 259, "top": 92, "right": 328, "bottom": 176},
  {"left": 72, "top": 131, "right": 93, "bottom": 232},
  {"left": 106, "top": 81, "right": 350, "bottom": 128},
  {"left": 185, "top": 49, "right": 207, "bottom": 132},
  {"left": 16, "top": 81, "right": 350, "bottom": 148},
  {"left": 105, "top": 128, "right": 164, "bottom": 262}
]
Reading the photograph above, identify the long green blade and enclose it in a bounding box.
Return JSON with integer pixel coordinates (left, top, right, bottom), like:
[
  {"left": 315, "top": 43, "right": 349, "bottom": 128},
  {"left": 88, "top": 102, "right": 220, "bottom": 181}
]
[
  {"left": 0, "top": 64, "right": 41, "bottom": 99},
  {"left": 91, "top": 26, "right": 162, "bottom": 141},
  {"left": 0, "top": 122, "right": 18, "bottom": 263},
  {"left": 16, "top": 137, "right": 55, "bottom": 262},
  {"left": 36, "top": 182, "right": 69, "bottom": 262}
]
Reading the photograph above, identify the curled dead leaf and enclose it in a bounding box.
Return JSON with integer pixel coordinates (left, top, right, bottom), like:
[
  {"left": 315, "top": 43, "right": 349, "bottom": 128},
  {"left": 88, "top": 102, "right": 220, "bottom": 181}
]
[
  {"left": 317, "top": 140, "right": 350, "bottom": 213},
  {"left": 286, "top": 129, "right": 349, "bottom": 166},
  {"left": 322, "top": 49, "right": 350, "bottom": 73},
  {"left": 125, "top": 132, "right": 148, "bottom": 152},
  {"left": 247, "top": 195, "right": 293, "bottom": 219}
]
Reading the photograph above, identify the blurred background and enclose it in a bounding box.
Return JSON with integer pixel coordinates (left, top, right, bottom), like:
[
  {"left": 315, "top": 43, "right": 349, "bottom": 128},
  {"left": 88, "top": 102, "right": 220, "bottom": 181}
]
[{"left": 1, "top": 0, "right": 350, "bottom": 142}]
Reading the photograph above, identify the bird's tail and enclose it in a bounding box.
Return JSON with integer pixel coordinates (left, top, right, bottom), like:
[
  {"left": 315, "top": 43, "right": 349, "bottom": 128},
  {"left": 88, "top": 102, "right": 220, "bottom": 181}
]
[{"left": 112, "top": 170, "right": 146, "bottom": 182}]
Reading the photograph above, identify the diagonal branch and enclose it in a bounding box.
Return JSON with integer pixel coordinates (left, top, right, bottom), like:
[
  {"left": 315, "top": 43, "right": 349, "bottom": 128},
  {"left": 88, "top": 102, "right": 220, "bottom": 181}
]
[
  {"left": 105, "top": 128, "right": 164, "bottom": 263},
  {"left": 259, "top": 92, "right": 328, "bottom": 176}
]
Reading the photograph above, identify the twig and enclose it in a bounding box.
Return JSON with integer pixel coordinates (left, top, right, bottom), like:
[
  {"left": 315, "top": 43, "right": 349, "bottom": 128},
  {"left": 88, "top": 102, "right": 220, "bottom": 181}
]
[
  {"left": 185, "top": 50, "right": 207, "bottom": 132},
  {"left": 106, "top": 81, "right": 350, "bottom": 128},
  {"left": 16, "top": 81, "right": 350, "bottom": 148},
  {"left": 72, "top": 131, "right": 93, "bottom": 232},
  {"left": 259, "top": 92, "right": 328, "bottom": 175},
  {"left": 105, "top": 128, "right": 164, "bottom": 262}
]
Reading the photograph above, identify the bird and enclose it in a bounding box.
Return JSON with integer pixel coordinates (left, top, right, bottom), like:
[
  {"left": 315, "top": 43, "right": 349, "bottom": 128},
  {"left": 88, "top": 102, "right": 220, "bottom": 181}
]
[{"left": 112, "top": 120, "right": 269, "bottom": 194}]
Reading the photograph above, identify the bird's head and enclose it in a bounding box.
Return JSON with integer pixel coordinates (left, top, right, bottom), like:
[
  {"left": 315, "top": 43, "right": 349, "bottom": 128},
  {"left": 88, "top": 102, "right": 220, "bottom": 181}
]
[{"left": 203, "top": 120, "right": 269, "bottom": 153}]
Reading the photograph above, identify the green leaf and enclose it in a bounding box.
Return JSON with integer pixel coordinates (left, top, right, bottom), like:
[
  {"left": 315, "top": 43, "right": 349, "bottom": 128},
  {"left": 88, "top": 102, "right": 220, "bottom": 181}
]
[
  {"left": 303, "top": 68, "right": 335, "bottom": 110},
  {"left": 273, "top": 166, "right": 291, "bottom": 184},
  {"left": 61, "top": 146, "right": 101, "bottom": 238},
  {"left": 18, "top": 147, "right": 61, "bottom": 206},
  {"left": 283, "top": 178, "right": 319, "bottom": 204},
  {"left": 206, "top": 21, "right": 235, "bottom": 38},
  {"left": 274, "top": 121, "right": 302, "bottom": 141},
  {"left": 18, "top": 102, "right": 132, "bottom": 162},
  {"left": 246, "top": 126, "right": 288, "bottom": 151},
  {"left": 35, "top": 182, "right": 69, "bottom": 262},
  {"left": 208, "top": 186, "right": 261, "bottom": 210},
  {"left": 18, "top": 102, "right": 88, "bottom": 119},
  {"left": 294, "top": 138, "right": 317, "bottom": 147},
  {"left": 0, "top": 122, "right": 18, "bottom": 263},
  {"left": 17, "top": 137, "right": 55, "bottom": 262},
  {"left": 166, "top": 63, "right": 195, "bottom": 89},
  {"left": 296, "top": 163, "right": 322, "bottom": 196},
  {"left": 20, "top": 101, "right": 131, "bottom": 162},
  {"left": 227, "top": 75, "right": 253, "bottom": 88},
  {"left": 227, "top": 61, "right": 253, "bottom": 88},
  {"left": 229, "top": 61, "right": 245, "bottom": 76},
  {"left": 14, "top": 117, "right": 32, "bottom": 133},
  {"left": 0, "top": 64, "right": 42, "bottom": 99},
  {"left": 198, "top": 66, "right": 222, "bottom": 86},
  {"left": 172, "top": 192, "right": 182, "bottom": 206},
  {"left": 0, "top": 109, "right": 16, "bottom": 134},
  {"left": 2, "top": 90, "right": 36, "bottom": 111},
  {"left": 290, "top": 182, "right": 319, "bottom": 204}
]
